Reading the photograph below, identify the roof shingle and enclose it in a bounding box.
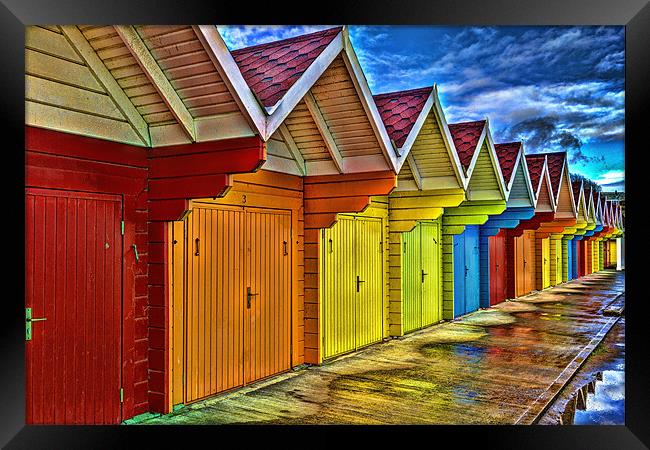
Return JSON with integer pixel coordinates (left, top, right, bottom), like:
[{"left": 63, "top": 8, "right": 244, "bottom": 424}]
[
  {"left": 525, "top": 154, "right": 545, "bottom": 191},
  {"left": 542, "top": 152, "right": 567, "bottom": 197},
  {"left": 493, "top": 142, "right": 521, "bottom": 186},
  {"left": 448, "top": 120, "right": 486, "bottom": 170},
  {"left": 572, "top": 180, "right": 582, "bottom": 208},
  {"left": 231, "top": 27, "right": 342, "bottom": 108},
  {"left": 373, "top": 87, "right": 433, "bottom": 148}
]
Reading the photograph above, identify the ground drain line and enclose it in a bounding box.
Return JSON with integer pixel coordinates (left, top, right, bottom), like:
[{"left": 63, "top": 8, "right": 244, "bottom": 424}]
[
  {"left": 599, "top": 292, "right": 625, "bottom": 313},
  {"left": 514, "top": 314, "right": 621, "bottom": 425}
]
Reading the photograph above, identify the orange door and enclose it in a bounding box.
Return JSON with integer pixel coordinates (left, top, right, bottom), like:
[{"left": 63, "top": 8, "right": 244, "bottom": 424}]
[
  {"left": 514, "top": 234, "right": 525, "bottom": 297},
  {"left": 522, "top": 230, "right": 536, "bottom": 294},
  {"left": 183, "top": 205, "right": 291, "bottom": 404}
]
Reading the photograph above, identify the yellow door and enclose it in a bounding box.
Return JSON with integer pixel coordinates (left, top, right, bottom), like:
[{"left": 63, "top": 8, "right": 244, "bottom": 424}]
[
  {"left": 555, "top": 239, "right": 562, "bottom": 285},
  {"left": 322, "top": 215, "right": 384, "bottom": 359},
  {"left": 354, "top": 217, "right": 384, "bottom": 348},
  {"left": 420, "top": 222, "right": 441, "bottom": 328},
  {"left": 542, "top": 237, "right": 550, "bottom": 289}
]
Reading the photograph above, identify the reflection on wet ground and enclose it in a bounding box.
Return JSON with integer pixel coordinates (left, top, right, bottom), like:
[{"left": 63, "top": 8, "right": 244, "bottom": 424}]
[
  {"left": 540, "top": 316, "right": 625, "bottom": 425},
  {"left": 140, "top": 270, "right": 625, "bottom": 425}
]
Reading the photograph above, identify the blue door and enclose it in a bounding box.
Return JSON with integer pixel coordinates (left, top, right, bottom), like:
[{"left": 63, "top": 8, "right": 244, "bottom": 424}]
[
  {"left": 453, "top": 226, "right": 480, "bottom": 317},
  {"left": 570, "top": 239, "right": 578, "bottom": 280},
  {"left": 464, "top": 226, "right": 480, "bottom": 314},
  {"left": 453, "top": 232, "right": 466, "bottom": 318}
]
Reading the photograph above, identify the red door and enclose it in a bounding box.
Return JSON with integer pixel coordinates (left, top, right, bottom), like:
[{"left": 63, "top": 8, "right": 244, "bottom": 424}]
[
  {"left": 26, "top": 188, "right": 123, "bottom": 424},
  {"left": 489, "top": 231, "right": 507, "bottom": 305}
]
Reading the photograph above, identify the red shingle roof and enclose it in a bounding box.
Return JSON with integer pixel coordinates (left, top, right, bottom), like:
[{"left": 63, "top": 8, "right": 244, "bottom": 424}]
[
  {"left": 572, "top": 180, "right": 582, "bottom": 208},
  {"left": 373, "top": 87, "right": 433, "bottom": 148},
  {"left": 448, "top": 120, "right": 486, "bottom": 170},
  {"left": 493, "top": 142, "right": 521, "bottom": 186},
  {"left": 525, "top": 154, "right": 545, "bottom": 192},
  {"left": 543, "top": 152, "right": 567, "bottom": 197},
  {"left": 231, "top": 27, "right": 342, "bottom": 108}
]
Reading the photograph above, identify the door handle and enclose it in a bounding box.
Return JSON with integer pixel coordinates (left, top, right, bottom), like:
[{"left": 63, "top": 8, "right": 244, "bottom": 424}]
[
  {"left": 421, "top": 269, "right": 428, "bottom": 283},
  {"left": 25, "top": 307, "right": 47, "bottom": 341},
  {"left": 246, "top": 287, "right": 259, "bottom": 309},
  {"left": 194, "top": 238, "right": 200, "bottom": 256},
  {"left": 356, "top": 275, "right": 365, "bottom": 292},
  {"left": 283, "top": 241, "right": 288, "bottom": 256},
  {"left": 465, "top": 266, "right": 469, "bottom": 277}
]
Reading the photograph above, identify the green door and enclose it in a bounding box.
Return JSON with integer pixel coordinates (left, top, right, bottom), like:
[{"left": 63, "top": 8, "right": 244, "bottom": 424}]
[
  {"left": 402, "top": 221, "right": 442, "bottom": 334},
  {"left": 322, "top": 215, "right": 384, "bottom": 359},
  {"left": 402, "top": 223, "right": 422, "bottom": 333}
]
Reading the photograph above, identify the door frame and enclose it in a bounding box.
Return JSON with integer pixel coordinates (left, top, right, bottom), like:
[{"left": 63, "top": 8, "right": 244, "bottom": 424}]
[{"left": 169, "top": 199, "right": 296, "bottom": 407}]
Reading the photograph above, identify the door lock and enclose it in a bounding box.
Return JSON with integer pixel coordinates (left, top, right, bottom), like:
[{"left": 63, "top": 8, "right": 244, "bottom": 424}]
[
  {"left": 356, "top": 275, "right": 365, "bottom": 292},
  {"left": 421, "top": 269, "right": 428, "bottom": 283},
  {"left": 246, "top": 287, "right": 259, "bottom": 309},
  {"left": 25, "top": 307, "right": 47, "bottom": 341}
]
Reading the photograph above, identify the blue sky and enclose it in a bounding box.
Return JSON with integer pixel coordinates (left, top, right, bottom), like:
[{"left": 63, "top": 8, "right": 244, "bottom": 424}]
[{"left": 218, "top": 25, "right": 625, "bottom": 192}]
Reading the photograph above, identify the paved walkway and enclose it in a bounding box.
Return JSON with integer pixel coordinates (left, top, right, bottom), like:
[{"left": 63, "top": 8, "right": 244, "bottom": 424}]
[{"left": 141, "top": 270, "right": 625, "bottom": 425}]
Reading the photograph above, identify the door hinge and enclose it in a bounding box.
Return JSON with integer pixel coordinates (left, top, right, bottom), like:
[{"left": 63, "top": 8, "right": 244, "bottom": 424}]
[
  {"left": 121, "top": 221, "right": 125, "bottom": 236},
  {"left": 120, "top": 388, "right": 124, "bottom": 403}
]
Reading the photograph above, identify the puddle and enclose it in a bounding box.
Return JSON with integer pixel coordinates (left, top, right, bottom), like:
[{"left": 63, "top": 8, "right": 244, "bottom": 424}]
[{"left": 560, "top": 370, "right": 625, "bottom": 425}]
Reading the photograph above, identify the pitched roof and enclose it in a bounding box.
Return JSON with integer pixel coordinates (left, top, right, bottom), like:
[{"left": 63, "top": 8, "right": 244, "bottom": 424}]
[
  {"left": 525, "top": 154, "right": 546, "bottom": 191},
  {"left": 373, "top": 87, "right": 433, "bottom": 148},
  {"left": 448, "top": 120, "right": 486, "bottom": 170},
  {"left": 231, "top": 27, "right": 342, "bottom": 108},
  {"left": 544, "top": 152, "right": 567, "bottom": 197},
  {"left": 493, "top": 142, "right": 521, "bottom": 186}
]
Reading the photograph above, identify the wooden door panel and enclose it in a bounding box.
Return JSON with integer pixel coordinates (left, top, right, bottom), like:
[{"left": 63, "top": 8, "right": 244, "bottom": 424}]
[
  {"left": 402, "top": 224, "right": 422, "bottom": 333},
  {"left": 421, "top": 222, "right": 441, "bottom": 327},
  {"left": 26, "top": 189, "right": 122, "bottom": 424},
  {"left": 185, "top": 206, "right": 245, "bottom": 402},
  {"left": 244, "top": 209, "right": 291, "bottom": 384},
  {"left": 354, "top": 217, "right": 383, "bottom": 349},
  {"left": 322, "top": 217, "right": 356, "bottom": 359}
]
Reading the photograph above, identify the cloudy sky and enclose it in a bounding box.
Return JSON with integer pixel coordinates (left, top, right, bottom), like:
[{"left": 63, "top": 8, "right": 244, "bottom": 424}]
[{"left": 218, "top": 25, "right": 625, "bottom": 192}]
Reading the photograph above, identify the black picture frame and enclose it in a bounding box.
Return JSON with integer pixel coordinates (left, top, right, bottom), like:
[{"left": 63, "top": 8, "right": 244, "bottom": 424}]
[{"left": 1, "top": 0, "right": 646, "bottom": 448}]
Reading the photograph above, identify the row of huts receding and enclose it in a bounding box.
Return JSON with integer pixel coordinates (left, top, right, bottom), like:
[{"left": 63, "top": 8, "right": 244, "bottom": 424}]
[{"left": 24, "top": 25, "right": 625, "bottom": 424}]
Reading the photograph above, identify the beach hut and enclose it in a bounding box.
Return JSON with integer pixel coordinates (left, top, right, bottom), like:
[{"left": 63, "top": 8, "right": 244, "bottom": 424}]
[
  {"left": 567, "top": 179, "right": 589, "bottom": 278},
  {"left": 534, "top": 152, "right": 577, "bottom": 287},
  {"left": 373, "top": 86, "right": 467, "bottom": 336},
  {"left": 442, "top": 120, "right": 508, "bottom": 318},
  {"left": 505, "top": 154, "right": 557, "bottom": 297},
  {"left": 479, "top": 142, "right": 535, "bottom": 307}
]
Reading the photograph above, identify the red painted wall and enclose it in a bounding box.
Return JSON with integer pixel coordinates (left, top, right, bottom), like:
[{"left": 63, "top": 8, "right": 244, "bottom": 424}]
[{"left": 26, "top": 126, "right": 150, "bottom": 420}]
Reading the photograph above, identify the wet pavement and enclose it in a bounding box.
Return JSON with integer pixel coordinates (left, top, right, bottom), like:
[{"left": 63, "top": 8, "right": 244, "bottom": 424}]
[
  {"left": 140, "top": 270, "right": 625, "bottom": 425},
  {"left": 539, "top": 316, "right": 625, "bottom": 425}
]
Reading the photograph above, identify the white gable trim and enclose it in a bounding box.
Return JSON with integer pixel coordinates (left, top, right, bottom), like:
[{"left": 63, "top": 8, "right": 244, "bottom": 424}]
[
  {"left": 515, "top": 145, "right": 537, "bottom": 206},
  {"left": 194, "top": 25, "right": 267, "bottom": 138},
  {"left": 340, "top": 27, "right": 399, "bottom": 172}
]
